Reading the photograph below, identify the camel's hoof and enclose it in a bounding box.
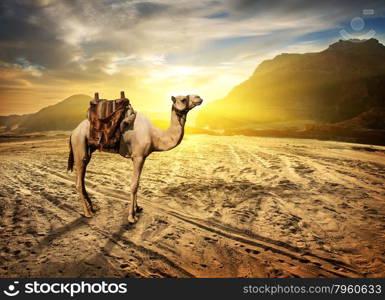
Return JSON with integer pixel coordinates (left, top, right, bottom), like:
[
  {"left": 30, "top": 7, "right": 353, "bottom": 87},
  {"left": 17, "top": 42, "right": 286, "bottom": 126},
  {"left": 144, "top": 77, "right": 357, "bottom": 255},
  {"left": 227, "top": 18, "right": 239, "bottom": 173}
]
[
  {"left": 127, "top": 215, "right": 139, "bottom": 224},
  {"left": 83, "top": 211, "right": 94, "bottom": 218},
  {"left": 135, "top": 206, "right": 143, "bottom": 213}
]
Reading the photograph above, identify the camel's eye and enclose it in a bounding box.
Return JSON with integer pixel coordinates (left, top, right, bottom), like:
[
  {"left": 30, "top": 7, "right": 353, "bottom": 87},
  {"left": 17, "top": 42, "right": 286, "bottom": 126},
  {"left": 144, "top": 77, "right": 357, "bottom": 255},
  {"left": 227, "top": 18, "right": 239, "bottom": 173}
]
[{"left": 181, "top": 98, "right": 187, "bottom": 103}]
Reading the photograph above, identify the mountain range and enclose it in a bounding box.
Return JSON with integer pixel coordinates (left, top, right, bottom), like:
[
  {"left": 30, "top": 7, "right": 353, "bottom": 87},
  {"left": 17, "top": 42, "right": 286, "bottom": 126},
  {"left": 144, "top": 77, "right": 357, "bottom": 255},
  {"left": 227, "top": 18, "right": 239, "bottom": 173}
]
[
  {"left": 1, "top": 38, "right": 385, "bottom": 144},
  {"left": 196, "top": 38, "right": 385, "bottom": 130}
]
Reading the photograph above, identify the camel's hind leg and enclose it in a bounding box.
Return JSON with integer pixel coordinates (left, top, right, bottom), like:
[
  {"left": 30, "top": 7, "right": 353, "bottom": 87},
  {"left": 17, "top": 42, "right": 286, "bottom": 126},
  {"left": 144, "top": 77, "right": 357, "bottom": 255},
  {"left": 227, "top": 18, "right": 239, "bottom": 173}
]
[
  {"left": 71, "top": 134, "right": 97, "bottom": 217},
  {"left": 75, "top": 156, "right": 94, "bottom": 217}
]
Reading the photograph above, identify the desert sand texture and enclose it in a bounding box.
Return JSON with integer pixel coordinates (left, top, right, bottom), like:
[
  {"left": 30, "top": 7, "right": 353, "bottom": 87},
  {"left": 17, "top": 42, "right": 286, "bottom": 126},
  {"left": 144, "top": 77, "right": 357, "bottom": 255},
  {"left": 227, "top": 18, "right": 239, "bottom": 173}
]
[{"left": 0, "top": 134, "right": 384, "bottom": 278}]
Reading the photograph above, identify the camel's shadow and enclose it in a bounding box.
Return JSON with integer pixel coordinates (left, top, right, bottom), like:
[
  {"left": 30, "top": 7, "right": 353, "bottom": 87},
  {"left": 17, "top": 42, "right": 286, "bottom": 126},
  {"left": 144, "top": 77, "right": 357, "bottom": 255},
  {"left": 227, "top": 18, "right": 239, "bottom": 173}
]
[{"left": 5, "top": 211, "right": 138, "bottom": 277}]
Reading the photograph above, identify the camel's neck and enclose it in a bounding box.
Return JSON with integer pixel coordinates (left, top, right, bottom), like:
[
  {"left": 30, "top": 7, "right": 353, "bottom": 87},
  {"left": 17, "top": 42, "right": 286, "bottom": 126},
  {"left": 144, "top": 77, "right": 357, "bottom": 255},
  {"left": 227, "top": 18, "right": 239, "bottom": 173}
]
[{"left": 152, "top": 107, "right": 186, "bottom": 152}]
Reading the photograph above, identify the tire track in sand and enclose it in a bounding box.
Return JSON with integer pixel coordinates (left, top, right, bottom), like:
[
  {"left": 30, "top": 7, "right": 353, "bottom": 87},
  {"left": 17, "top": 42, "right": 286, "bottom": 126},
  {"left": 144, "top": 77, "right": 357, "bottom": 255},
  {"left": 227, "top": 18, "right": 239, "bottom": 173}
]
[{"left": 75, "top": 179, "right": 362, "bottom": 278}]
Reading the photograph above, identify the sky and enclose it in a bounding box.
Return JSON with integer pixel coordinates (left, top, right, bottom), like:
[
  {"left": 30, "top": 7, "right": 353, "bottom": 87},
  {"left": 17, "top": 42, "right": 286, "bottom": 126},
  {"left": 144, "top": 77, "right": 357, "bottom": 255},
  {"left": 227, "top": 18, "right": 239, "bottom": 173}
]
[{"left": 0, "top": 0, "right": 385, "bottom": 119}]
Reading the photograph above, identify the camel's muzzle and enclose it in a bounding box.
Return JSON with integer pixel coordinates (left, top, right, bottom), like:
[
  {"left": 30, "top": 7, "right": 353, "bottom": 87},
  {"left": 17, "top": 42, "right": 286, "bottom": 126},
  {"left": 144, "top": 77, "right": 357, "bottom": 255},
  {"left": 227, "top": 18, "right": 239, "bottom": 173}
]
[{"left": 194, "top": 97, "right": 203, "bottom": 106}]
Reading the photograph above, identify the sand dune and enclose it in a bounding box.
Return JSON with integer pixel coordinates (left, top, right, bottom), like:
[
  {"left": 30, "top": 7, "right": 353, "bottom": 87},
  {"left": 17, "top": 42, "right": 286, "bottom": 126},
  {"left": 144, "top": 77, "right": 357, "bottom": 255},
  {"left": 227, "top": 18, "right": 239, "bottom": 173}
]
[{"left": 0, "top": 134, "right": 384, "bottom": 277}]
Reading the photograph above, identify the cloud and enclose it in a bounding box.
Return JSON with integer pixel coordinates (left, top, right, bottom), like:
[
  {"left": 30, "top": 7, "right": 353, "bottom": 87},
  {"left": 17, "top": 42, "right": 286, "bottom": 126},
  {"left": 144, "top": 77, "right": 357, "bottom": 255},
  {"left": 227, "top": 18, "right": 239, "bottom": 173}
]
[
  {"left": 135, "top": 2, "right": 170, "bottom": 18},
  {"left": 0, "top": 0, "right": 385, "bottom": 116}
]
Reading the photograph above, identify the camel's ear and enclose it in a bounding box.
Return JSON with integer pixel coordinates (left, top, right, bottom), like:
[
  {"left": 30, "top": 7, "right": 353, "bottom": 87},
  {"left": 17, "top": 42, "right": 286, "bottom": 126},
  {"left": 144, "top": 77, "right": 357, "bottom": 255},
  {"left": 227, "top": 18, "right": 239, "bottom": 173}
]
[{"left": 171, "top": 96, "right": 176, "bottom": 103}]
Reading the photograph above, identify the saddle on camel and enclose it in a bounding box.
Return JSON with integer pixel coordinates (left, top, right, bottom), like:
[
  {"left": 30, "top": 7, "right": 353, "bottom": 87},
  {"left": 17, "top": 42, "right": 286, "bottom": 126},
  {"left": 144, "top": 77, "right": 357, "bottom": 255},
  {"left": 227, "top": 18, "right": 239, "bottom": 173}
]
[{"left": 88, "top": 91, "right": 136, "bottom": 152}]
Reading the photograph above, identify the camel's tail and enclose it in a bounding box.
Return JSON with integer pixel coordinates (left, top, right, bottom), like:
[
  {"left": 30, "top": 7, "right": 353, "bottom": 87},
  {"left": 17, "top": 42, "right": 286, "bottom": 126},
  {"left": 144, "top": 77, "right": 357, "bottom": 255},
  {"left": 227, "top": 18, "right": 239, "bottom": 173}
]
[{"left": 67, "top": 135, "right": 74, "bottom": 172}]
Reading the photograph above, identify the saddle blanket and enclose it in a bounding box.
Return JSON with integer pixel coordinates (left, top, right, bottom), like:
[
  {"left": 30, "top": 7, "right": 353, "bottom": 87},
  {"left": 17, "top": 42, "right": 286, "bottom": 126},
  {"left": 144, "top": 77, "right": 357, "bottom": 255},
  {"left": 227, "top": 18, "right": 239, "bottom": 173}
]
[{"left": 88, "top": 93, "right": 136, "bottom": 151}]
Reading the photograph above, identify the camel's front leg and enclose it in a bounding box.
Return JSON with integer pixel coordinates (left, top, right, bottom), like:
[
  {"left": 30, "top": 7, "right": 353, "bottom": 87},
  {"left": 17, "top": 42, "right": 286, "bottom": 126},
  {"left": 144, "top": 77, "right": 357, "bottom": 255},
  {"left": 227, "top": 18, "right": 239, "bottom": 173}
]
[{"left": 128, "top": 156, "right": 145, "bottom": 224}]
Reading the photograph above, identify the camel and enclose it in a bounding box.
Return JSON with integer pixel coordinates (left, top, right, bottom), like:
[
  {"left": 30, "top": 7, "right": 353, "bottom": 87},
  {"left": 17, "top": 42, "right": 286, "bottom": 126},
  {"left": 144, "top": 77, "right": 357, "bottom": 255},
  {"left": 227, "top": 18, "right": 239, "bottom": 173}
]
[{"left": 67, "top": 94, "right": 203, "bottom": 223}]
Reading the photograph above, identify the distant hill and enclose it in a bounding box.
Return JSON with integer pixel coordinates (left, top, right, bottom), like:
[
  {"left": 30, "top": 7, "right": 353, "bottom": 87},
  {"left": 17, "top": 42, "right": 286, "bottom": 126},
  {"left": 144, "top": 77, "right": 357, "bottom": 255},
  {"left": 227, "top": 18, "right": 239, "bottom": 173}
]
[
  {"left": 0, "top": 94, "right": 212, "bottom": 134},
  {"left": 0, "top": 94, "right": 92, "bottom": 132},
  {"left": 336, "top": 107, "right": 385, "bottom": 130},
  {"left": 197, "top": 38, "right": 385, "bottom": 130},
  {"left": 0, "top": 114, "right": 30, "bottom": 131}
]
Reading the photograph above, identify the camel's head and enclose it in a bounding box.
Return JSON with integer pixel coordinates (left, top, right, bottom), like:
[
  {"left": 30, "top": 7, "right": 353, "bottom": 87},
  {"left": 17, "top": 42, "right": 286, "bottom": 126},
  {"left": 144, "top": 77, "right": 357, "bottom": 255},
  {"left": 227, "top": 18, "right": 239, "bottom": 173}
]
[{"left": 171, "top": 94, "right": 203, "bottom": 114}]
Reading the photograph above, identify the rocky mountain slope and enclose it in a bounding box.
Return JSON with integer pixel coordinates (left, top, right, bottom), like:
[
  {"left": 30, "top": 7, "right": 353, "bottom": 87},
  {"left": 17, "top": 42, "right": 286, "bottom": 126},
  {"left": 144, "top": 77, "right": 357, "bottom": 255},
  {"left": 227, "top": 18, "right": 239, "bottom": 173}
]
[{"left": 197, "top": 39, "right": 385, "bottom": 130}]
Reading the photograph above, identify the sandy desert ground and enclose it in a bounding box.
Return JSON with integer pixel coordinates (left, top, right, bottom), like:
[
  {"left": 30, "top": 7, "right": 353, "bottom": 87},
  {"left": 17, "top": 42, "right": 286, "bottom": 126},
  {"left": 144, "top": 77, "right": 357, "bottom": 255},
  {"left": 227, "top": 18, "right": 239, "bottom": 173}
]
[{"left": 0, "top": 134, "right": 384, "bottom": 278}]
